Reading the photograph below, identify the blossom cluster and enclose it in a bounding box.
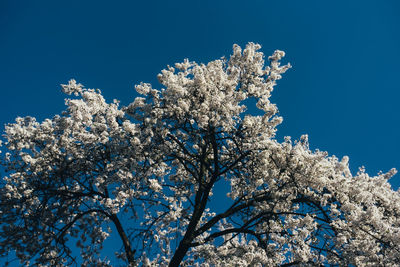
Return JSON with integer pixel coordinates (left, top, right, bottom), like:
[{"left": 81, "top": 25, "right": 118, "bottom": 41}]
[{"left": 1, "top": 43, "right": 399, "bottom": 266}]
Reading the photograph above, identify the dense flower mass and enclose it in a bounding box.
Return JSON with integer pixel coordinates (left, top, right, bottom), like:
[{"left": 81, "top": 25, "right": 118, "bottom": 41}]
[{"left": 1, "top": 43, "right": 399, "bottom": 266}]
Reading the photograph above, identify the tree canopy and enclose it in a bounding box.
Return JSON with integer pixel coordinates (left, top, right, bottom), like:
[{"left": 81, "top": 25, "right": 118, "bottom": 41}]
[{"left": 1, "top": 43, "right": 399, "bottom": 266}]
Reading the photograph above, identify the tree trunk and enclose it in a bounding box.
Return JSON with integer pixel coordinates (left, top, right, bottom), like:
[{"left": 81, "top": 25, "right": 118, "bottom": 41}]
[{"left": 110, "top": 213, "right": 136, "bottom": 265}]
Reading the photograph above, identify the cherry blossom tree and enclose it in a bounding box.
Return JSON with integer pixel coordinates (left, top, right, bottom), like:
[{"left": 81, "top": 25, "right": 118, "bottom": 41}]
[{"left": 1, "top": 43, "right": 400, "bottom": 266}]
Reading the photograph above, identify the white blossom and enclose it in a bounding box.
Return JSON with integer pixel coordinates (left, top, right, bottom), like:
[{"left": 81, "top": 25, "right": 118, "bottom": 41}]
[{"left": 1, "top": 43, "right": 399, "bottom": 266}]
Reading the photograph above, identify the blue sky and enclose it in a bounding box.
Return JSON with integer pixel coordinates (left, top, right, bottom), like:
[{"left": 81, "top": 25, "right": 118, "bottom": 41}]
[{"left": 1, "top": 0, "right": 400, "bottom": 264}]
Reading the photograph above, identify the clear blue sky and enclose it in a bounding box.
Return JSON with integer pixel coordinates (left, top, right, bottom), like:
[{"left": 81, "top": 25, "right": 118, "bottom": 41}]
[{"left": 1, "top": 0, "right": 400, "bottom": 264}]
